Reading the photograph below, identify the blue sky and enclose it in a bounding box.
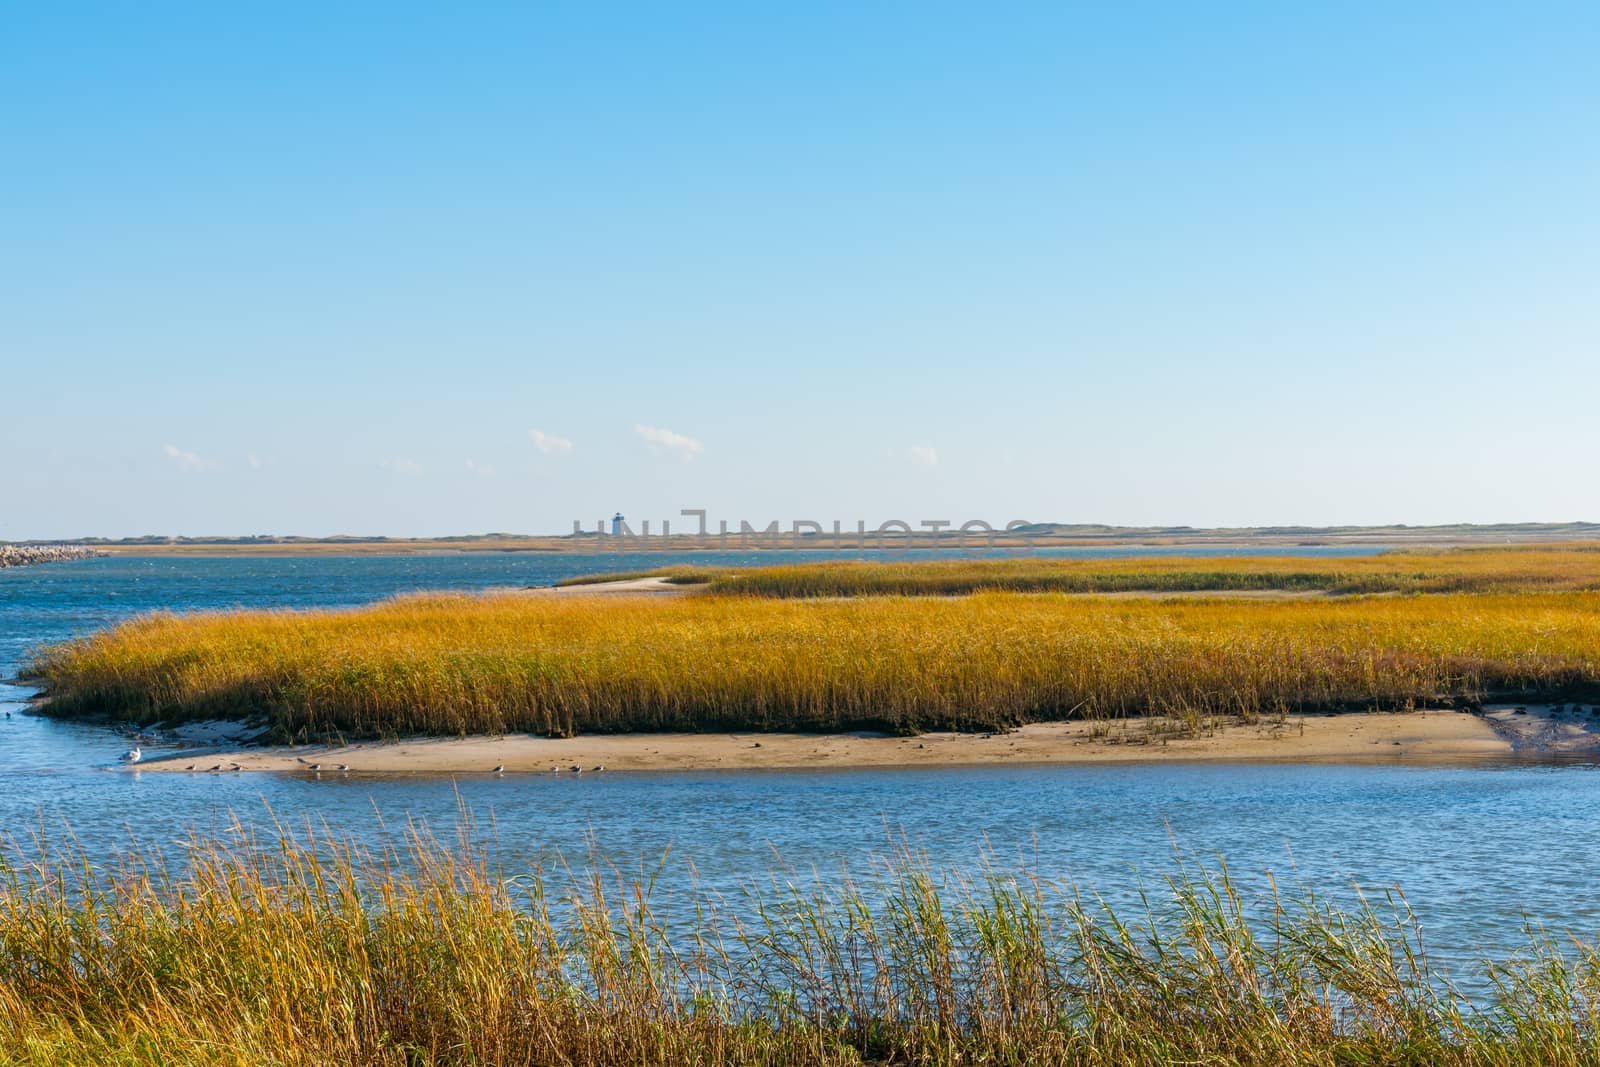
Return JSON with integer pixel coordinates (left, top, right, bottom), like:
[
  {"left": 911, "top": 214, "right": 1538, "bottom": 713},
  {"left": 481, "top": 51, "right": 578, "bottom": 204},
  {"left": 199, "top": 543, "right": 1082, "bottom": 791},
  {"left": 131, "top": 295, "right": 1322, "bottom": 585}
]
[{"left": 3, "top": 2, "right": 1597, "bottom": 538}]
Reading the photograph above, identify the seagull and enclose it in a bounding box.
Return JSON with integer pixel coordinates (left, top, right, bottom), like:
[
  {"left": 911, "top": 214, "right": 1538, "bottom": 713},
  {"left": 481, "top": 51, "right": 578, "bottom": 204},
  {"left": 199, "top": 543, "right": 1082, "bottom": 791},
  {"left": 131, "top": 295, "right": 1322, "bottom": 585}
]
[
  {"left": 492, "top": 764, "right": 504, "bottom": 775},
  {"left": 122, "top": 746, "right": 142, "bottom": 764},
  {"left": 309, "top": 764, "right": 322, "bottom": 772},
  {"left": 230, "top": 764, "right": 242, "bottom": 772},
  {"left": 338, "top": 764, "right": 350, "bottom": 773},
  {"left": 569, "top": 765, "right": 582, "bottom": 774},
  {"left": 591, "top": 765, "right": 605, "bottom": 772},
  {"left": 184, "top": 764, "right": 195, "bottom": 771},
  {"left": 208, "top": 764, "right": 222, "bottom": 772}
]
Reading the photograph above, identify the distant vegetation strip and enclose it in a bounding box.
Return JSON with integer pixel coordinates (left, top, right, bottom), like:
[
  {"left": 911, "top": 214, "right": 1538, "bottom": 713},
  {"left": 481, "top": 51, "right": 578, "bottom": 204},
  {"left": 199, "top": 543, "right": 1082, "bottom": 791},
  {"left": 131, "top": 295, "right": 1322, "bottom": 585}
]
[
  {"left": 559, "top": 546, "right": 1600, "bottom": 598},
  {"left": 4, "top": 826, "right": 1600, "bottom": 1065},
  {"left": 26, "top": 587, "right": 1600, "bottom": 741}
]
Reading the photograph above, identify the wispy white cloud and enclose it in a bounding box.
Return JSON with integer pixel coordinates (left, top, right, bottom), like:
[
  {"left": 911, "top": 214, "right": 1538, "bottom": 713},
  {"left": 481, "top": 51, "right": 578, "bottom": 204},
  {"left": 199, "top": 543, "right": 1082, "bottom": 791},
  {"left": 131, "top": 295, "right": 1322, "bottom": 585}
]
[
  {"left": 529, "top": 428, "right": 574, "bottom": 455},
  {"left": 634, "top": 423, "right": 704, "bottom": 461},
  {"left": 163, "top": 444, "right": 219, "bottom": 472},
  {"left": 465, "top": 459, "right": 497, "bottom": 478},
  {"left": 907, "top": 445, "right": 939, "bottom": 467},
  {"left": 381, "top": 458, "right": 425, "bottom": 477}
]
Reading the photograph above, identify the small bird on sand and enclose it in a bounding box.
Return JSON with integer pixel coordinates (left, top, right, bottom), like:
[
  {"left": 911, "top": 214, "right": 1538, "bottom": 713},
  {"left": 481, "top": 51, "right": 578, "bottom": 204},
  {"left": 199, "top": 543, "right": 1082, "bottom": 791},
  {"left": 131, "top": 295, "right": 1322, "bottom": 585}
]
[
  {"left": 309, "top": 764, "right": 322, "bottom": 772},
  {"left": 230, "top": 764, "right": 242, "bottom": 772},
  {"left": 492, "top": 764, "right": 504, "bottom": 775},
  {"left": 208, "top": 764, "right": 222, "bottom": 772},
  {"left": 550, "top": 765, "right": 561, "bottom": 773},
  {"left": 569, "top": 765, "right": 582, "bottom": 774},
  {"left": 591, "top": 765, "right": 605, "bottom": 772},
  {"left": 338, "top": 764, "right": 350, "bottom": 773},
  {"left": 295, "top": 756, "right": 307, "bottom": 764},
  {"left": 184, "top": 764, "right": 195, "bottom": 771}
]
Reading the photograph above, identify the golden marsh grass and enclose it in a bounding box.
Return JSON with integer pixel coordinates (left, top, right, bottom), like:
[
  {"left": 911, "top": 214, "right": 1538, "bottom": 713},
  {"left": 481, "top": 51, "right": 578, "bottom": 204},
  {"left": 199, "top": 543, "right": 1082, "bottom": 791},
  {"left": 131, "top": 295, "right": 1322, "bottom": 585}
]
[{"left": 25, "top": 585, "right": 1600, "bottom": 741}]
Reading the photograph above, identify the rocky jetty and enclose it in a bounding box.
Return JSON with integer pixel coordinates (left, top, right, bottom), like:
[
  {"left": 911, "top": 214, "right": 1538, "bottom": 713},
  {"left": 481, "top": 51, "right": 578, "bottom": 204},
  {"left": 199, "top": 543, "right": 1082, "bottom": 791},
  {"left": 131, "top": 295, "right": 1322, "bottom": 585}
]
[{"left": 0, "top": 545, "right": 100, "bottom": 568}]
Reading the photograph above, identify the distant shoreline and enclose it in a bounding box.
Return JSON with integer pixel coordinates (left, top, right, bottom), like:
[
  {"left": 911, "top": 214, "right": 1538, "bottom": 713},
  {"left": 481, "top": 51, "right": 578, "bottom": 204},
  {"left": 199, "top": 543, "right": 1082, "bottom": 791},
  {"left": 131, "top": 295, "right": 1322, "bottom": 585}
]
[{"left": 9, "top": 522, "right": 1600, "bottom": 557}]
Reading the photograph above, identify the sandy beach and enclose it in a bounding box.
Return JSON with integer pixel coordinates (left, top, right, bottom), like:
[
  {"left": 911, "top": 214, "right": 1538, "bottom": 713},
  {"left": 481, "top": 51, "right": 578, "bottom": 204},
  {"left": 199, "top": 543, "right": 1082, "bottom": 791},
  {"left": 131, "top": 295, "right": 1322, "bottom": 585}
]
[{"left": 132, "top": 705, "right": 1600, "bottom": 775}]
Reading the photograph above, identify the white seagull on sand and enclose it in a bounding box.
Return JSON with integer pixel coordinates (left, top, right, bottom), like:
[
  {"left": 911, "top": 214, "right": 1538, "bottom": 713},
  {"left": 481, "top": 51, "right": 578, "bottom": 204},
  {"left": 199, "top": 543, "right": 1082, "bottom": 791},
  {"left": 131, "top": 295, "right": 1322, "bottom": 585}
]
[{"left": 122, "top": 746, "right": 142, "bottom": 764}]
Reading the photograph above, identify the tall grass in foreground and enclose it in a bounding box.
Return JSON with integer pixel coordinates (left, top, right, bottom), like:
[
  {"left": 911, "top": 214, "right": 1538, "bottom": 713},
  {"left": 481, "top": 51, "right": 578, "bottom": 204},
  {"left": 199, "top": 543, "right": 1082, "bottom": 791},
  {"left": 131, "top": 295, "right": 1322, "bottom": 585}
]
[
  {"left": 0, "top": 824, "right": 1597, "bottom": 1065},
  {"left": 574, "top": 545, "right": 1600, "bottom": 598},
  {"left": 24, "top": 590, "right": 1600, "bottom": 741}
]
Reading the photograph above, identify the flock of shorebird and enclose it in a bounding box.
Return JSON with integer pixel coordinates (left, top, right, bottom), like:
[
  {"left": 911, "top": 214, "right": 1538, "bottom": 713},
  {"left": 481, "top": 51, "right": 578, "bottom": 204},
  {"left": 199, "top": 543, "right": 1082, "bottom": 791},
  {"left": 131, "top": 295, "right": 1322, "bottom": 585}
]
[
  {"left": 292, "top": 757, "right": 352, "bottom": 773},
  {"left": 156, "top": 757, "right": 609, "bottom": 775},
  {"left": 122, "top": 743, "right": 245, "bottom": 773},
  {"left": 118, "top": 737, "right": 607, "bottom": 776}
]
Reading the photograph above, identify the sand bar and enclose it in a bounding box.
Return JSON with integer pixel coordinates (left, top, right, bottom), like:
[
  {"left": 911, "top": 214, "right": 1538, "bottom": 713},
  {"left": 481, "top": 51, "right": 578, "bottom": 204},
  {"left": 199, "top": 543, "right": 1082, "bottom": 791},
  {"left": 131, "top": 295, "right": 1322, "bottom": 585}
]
[
  {"left": 133, "top": 707, "right": 1571, "bottom": 775},
  {"left": 543, "top": 576, "right": 688, "bottom": 595}
]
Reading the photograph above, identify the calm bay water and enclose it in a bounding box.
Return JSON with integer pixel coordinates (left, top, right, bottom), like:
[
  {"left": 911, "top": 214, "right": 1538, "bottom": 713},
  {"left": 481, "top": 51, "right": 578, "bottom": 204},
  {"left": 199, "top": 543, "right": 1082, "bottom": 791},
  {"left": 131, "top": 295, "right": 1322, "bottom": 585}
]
[{"left": 1, "top": 546, "right": 1596, "bottom": 983}]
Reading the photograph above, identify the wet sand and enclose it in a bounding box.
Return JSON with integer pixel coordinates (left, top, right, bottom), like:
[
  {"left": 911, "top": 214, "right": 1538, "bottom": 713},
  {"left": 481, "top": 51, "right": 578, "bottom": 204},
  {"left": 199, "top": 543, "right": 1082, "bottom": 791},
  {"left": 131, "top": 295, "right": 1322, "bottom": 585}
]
[
  {"left": 1482, "top": 702, "right": 1600, "bottom": 753},
  {"left": 138, "top": 707, "right": 1560, "bottom": 775}
]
